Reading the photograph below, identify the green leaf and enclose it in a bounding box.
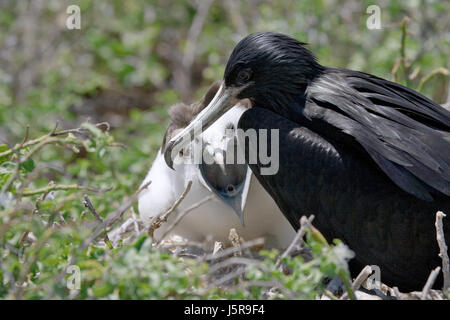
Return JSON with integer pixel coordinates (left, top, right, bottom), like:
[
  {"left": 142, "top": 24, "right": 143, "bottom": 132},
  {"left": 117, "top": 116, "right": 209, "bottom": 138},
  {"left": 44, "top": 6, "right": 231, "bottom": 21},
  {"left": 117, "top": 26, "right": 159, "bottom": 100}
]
[
  {"left": 20, "top": 158, "right": 35, "bottom": 173},
  {"left": 0, "top": 144, "right": 10, "bottom": 164},
  {"left": 0, "top": 144, "right": 10, "bottom": 153}
]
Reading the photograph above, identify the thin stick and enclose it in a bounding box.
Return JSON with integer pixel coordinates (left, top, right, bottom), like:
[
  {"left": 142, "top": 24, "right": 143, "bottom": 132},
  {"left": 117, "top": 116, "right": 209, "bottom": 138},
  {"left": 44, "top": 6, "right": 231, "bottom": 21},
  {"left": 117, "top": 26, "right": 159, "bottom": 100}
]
[
  {"left": 229, "top": 228, "right": 242, "bottom": 257},
  {"left": 275, "top": 215, "right": 314, "bottom": 269},
  {"left": 22, "top": 184, "right": 111, "bottom": 196},
  {"left": 0, "top": 122, "right": 111, "bottom": 158},
  {"left": 148, "top": 181, "right": 192, "bottom": 238},
  {"left": 213, "top": 241, "right": 224, "bottom": 256},
  {"left": 207, "top": 256, "right": 264, "bottom": 275},
  {"left": 417, "top": 67, "right": 449, "bottom": 92},
  {"left": 157, "top": 194, "right": 214, "bottom": 242},
  {"left": 83, "top": 195, "right": 102, "bottom": 222},
  {"left": 83, "top": 195, "right": 113, "bottom": 249},
  {"left": 421, "top": 266, "right": 441, "bottom": 300},
  {"left": 435, "top": 211, "right": 449, "bottom": 291},
  {"left": 202, "top": 238, "right": 265, "bottom": 262},
  {"left": 207, "top": 267, "right": 246, "bottom": 288},
  {"left": 78, "top": 180, "right": 152, "bottom": 254},
  {"left": 352, "top": 265, "right": 373, "bottom": 291}
]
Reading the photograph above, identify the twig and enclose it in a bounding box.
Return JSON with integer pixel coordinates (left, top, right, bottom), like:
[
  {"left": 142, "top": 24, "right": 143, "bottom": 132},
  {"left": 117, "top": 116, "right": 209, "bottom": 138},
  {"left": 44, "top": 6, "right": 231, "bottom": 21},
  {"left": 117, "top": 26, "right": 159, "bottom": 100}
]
[
  {"left": 352, "top": 265, "right": 373, "bottom": 291},
  {"left": 207, "top": 257, "right": 264, "bottom": 287},
  {"left": 83, "top": 195, "right": 113, "bottom": 249},
  {"left": 104, "top": 181, "right": 152, "bottom": 229},
  {"left": 0, "top": 122, "right": 111, "bottom": 159},
  {"left": 22, "top": 184, "right": 111, "bottom": 197},
  {"left": 392, "top": 287, "right": 402, "bottom": 299},
  {"left": 201, "top": 238, "right": 265, "bottom": 262},
  {"left": 340, "top": 264, "right": 373, "bottom": 300},
  {"left": 157, "top": 194, "right": 214, "bottom": 242},
  {"left": 50, "top": 122, "right": 110, "bottom": 137},
  {"left": 207, "top": 256, "right": 264, "bottom": 275},
  {"left": 435, "top": 211, "right": 449, "bottom": 291},
  {"left": 83, "top": 195, "right": 102, "bottom": 223},
  {"left": 213, "top": 241, "right": 224, "bottom": 256},
  {"left": 417, "top": 67, "right": 449, "bottom": 92},
  {"left": 147, "top": 181, "right": 192, "bottom": 238},
  {"left": 108, "top": 217, "right": 138, "bottom": 244},
  {"left": 131, "top": 209, "right": 140, "bottom": 233},
  {"left": 421, "top": 266, "right": 441, "bottom": 300},
  {"left": 229, "top": 228, "right": 242, "bottom": 257},
  {"left": 275, "top": 215, "right": 314, "bottom": 269},
  {"left": 208, "top": 267, "right": 246, "bottom": 288},
  {"left": 18, "top": 231, "right": 30, "bottom": 248},
  {"left": 400, "top": 17, "right": 410, "bottom": 86}
]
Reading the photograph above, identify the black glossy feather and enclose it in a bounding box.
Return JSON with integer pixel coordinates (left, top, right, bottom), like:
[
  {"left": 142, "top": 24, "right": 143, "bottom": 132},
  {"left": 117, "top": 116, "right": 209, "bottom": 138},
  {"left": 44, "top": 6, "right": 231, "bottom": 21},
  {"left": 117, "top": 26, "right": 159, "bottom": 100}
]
[
  {"left": 304, "top": 70, "right": 450, "bottom": 200},
  {"left": 239, "top": 107, "right": 450, "bottom": 291}
]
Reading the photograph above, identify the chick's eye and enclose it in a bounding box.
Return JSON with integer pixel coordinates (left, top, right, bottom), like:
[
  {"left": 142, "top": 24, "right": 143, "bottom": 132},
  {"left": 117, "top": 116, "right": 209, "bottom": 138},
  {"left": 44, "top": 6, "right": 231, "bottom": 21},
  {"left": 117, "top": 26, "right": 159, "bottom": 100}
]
[{"left": 237, "top": 69, "right": 251, "bottom": 83}]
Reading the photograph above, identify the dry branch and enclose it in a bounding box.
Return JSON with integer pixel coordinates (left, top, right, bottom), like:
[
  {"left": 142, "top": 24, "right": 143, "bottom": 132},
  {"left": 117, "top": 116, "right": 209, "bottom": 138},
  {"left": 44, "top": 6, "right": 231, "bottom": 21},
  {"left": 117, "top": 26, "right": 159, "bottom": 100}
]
[
  {"left": 157, "top": 194, "right": 214, "bottom": 242},
  {"left": 421, "top": 266, "right": 441, "bottom": 300},
  {"left": 275, "top": 215, "right": 314, "bottom": 269},
  {"left": 83, "top": 195, "right": 113, "bottom": 249},
  {"left": 0, "top": 122, "right": 110, "bottom": 159},
  {"left": 22, "top": 184, "right": 111, "bottom": 197},
  {"left": 147, "top": 180, "right": 193, "bottom": 238},
  {"left": 352, "top": 265, "right": 373, "bottom": 291},
  {"left": 202, "top": 238, "right": 265, "bottom": 262},
  {"left": 228, "top": 228, "right": 242, "bottom": 257},
  {"left": 435, "top": 211, "right": 449, "bottom": 291}
]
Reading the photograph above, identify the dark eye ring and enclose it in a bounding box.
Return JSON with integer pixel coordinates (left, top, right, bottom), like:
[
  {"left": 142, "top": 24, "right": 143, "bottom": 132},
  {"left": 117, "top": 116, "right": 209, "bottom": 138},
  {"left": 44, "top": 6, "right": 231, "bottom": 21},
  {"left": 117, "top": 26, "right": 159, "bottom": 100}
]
[{"left": 237, "top": 69, "right": 251, "bottom": 83}]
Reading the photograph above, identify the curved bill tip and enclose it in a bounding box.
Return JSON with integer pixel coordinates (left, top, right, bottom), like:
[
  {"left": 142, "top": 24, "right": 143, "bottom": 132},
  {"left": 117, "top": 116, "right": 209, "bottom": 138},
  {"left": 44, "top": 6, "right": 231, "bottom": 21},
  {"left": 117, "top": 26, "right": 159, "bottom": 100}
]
[
  {"left": 164, "top": 140, "right": 175, "bottom": 170},
  {"left": 162, "top": 83, "right": 240, "bottom": 170}
]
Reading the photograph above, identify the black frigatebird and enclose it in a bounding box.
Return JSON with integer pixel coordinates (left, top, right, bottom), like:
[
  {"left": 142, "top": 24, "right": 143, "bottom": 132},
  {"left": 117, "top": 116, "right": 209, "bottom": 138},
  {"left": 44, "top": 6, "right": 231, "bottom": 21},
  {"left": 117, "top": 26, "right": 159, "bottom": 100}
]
[{"left": 164, "top": 32, "right": 450, "bottom": 291}]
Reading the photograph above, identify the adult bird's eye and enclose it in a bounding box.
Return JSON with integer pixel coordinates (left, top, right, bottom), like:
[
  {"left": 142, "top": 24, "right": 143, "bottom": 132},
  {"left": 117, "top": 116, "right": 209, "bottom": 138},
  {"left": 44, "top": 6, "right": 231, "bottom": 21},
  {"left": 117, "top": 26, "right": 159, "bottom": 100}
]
[{"left": 237, "top": 69, "right": 251, "bottom": 83}]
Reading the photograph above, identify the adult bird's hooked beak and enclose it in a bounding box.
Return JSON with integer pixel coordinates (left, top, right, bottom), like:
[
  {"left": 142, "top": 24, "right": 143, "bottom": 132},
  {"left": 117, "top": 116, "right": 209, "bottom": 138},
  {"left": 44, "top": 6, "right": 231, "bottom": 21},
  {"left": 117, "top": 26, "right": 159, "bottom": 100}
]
[{"left": 164, "top": 83, "right": 244, "bottom": 169}]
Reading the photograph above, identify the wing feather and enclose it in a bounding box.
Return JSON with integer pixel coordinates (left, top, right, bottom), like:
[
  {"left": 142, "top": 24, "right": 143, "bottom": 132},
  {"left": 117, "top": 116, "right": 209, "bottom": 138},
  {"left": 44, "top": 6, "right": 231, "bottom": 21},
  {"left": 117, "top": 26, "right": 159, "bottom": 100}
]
[{"left": 305, "top": 70, "right": 450, "bottom": 200}]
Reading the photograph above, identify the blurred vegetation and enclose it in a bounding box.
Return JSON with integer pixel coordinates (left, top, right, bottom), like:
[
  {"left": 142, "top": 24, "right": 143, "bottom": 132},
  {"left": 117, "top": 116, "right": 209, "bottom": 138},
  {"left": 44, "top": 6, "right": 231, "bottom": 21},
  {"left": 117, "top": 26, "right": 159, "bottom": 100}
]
[{"left": 0, "top": 0, "right": 448, "bottom": 299}]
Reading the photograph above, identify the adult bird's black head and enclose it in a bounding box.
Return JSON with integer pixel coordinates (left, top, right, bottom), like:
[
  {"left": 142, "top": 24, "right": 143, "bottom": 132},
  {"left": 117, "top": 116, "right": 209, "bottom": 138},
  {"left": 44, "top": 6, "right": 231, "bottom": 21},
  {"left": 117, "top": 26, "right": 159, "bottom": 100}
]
[
  {"left": 164, "top": 33, "right": 324, "bottom": 166},
  {"left": 223, "top": 32, "right": 323, "bottom": 109}
]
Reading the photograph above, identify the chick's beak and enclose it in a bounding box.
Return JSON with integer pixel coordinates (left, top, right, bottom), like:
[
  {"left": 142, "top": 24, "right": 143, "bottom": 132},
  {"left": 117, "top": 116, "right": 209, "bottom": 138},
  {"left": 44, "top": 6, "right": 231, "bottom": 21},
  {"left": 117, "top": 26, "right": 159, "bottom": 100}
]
[{"left": 164, "top": 83, "right": 241, "bottom": 169}]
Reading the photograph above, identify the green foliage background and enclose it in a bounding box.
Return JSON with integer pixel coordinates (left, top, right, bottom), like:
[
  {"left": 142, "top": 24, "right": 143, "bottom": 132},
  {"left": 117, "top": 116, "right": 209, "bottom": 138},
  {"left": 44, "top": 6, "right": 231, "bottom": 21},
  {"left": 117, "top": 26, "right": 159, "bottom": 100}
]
[{"left": 0, "top": 0, "right": 448, "bottom": 299}]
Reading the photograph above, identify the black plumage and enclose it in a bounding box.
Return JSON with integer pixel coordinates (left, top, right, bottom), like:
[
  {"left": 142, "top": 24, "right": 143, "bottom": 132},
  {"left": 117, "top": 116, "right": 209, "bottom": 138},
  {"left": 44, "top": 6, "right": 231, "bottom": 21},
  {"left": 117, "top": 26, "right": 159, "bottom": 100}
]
[{"left": 165, "top": 32, "right": 450, "bottom": 291}]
